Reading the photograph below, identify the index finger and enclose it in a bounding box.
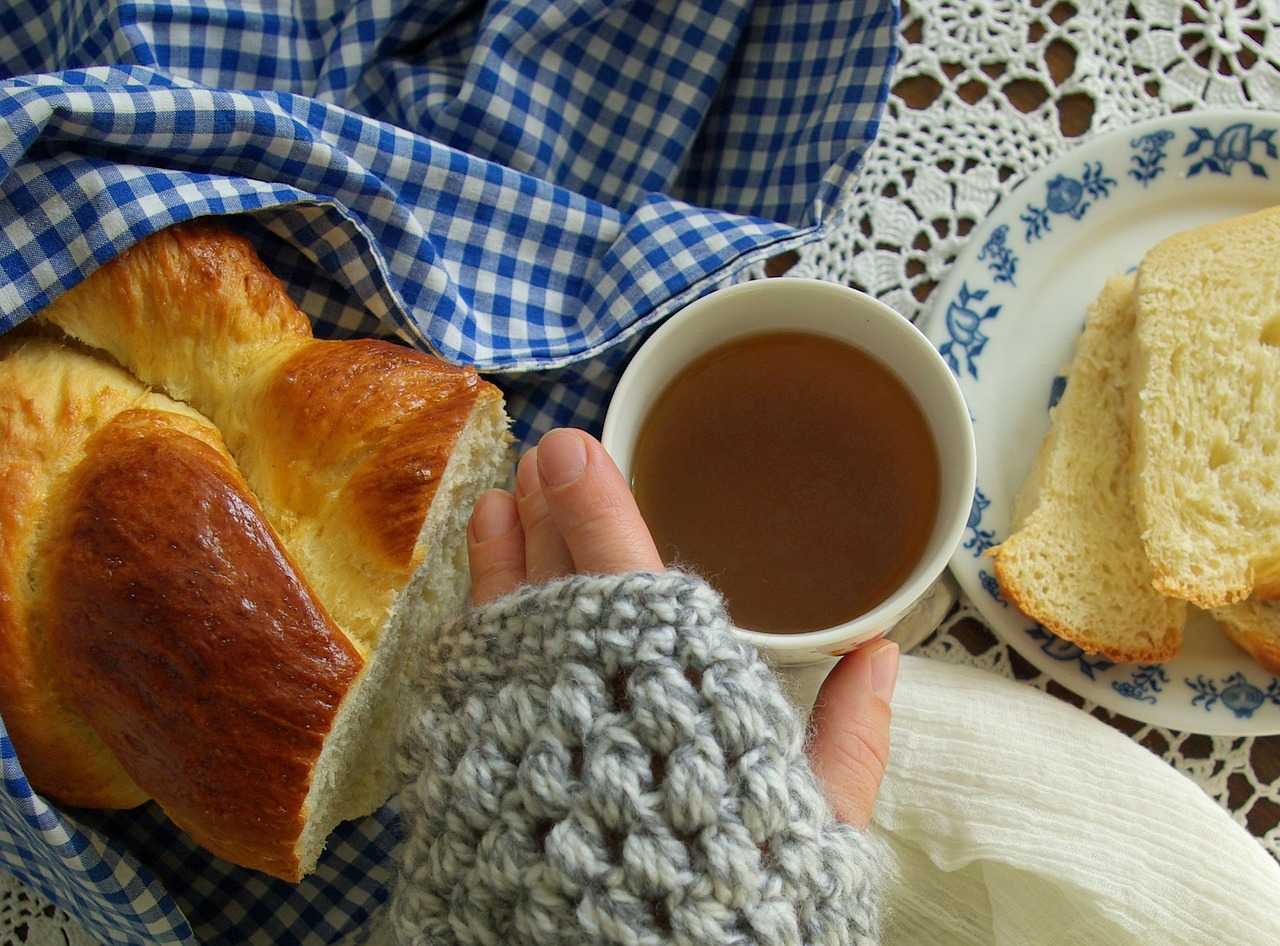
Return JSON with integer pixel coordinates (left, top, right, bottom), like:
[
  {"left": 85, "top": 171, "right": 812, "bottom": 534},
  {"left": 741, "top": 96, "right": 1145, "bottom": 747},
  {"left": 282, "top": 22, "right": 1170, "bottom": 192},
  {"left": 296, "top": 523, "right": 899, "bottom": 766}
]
[{"left": 535, "top": 427, "right": 664, "bottom": 576}]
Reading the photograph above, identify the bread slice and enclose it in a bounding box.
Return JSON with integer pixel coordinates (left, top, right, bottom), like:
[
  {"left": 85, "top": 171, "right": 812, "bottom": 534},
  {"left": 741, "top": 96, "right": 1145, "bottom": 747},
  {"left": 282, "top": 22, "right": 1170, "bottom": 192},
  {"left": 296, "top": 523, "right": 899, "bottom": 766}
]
[
  {"left": 990, "top": 273, "right": 1186, "bottom": 662},
  {"left": 24, "top": 221, "right": 513, "bottom": 880},
  {"left": 1212, "top": 599, "right": 1280, "bottom": 674},
  {"left": 1130, "top": 205, "right": 1280, "bottom": 608}
]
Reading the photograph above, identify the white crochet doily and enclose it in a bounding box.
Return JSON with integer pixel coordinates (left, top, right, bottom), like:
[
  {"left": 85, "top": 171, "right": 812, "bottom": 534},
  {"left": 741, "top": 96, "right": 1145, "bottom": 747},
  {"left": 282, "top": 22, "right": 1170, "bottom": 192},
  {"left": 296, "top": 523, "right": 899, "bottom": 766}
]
[
  {"left": 786, "top": 0, "right": 1280, "bottom": 864},
  {"left": 0, "top": 870, "right": 97, "bottom": 946},
  {"left": 4, "top": 0, "right": 1277, "bottom": 942}
]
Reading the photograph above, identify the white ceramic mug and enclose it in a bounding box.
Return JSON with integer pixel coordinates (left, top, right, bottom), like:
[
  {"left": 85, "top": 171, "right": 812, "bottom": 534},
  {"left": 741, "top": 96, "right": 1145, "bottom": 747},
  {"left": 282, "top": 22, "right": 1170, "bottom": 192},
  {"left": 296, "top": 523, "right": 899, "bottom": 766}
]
[{"left": 601, "top": 277, "right": 976, "bottom": 709}]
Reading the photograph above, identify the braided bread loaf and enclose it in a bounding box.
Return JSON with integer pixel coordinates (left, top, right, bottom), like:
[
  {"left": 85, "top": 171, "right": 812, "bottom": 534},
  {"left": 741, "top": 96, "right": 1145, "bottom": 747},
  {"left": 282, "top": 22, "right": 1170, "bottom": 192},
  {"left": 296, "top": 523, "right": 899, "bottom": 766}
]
[{"left": 0, "top": 220, "right": 512, "bottom": 880}]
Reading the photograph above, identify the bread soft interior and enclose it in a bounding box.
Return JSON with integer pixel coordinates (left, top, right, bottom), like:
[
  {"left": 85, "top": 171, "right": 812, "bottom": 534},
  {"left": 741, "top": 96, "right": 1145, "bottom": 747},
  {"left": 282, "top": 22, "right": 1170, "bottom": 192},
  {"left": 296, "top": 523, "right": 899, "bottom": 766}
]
[
  {"left": 1131, "top": 205, "right": 1280, "bottom": 607},
  {"left": 991, "top": 274, "right": 1185, "bottom": 662},
  {"left": 992, "top": 204, "right": 1280, "bottom": 673}
]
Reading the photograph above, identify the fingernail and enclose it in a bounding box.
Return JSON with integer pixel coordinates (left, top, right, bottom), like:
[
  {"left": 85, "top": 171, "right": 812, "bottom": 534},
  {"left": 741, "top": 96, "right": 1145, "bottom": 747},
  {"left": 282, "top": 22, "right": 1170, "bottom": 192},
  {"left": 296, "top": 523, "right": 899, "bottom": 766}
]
[
  {"left": 470, "top": 489, "right": 519, "bottom": 542},
  {"left": 868, "top": 639, "right": 900, "bottom": 703},
  {"left": 538, "top": 428, "right": 588, "bottom": 488}
]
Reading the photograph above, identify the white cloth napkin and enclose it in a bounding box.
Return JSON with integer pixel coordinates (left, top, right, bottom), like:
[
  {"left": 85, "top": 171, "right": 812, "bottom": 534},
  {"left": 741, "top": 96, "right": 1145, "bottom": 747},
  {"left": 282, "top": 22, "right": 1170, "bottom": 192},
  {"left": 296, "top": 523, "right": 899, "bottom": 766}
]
[{"left": 872, "top": 655, "right": 1280, "bottom": 945}]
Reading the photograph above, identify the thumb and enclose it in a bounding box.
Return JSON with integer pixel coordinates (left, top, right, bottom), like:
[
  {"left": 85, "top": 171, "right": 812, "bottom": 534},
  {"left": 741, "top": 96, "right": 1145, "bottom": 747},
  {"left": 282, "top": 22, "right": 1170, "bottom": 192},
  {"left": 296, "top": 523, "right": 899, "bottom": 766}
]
[{"left": 806, "top": 639, "right": 898, "bottom": 830}]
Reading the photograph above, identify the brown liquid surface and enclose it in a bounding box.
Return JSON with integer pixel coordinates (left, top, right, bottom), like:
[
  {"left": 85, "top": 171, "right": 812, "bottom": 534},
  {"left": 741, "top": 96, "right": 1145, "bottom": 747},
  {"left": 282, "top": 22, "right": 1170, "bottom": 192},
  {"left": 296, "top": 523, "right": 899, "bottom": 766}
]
[{"left": 632, "top": 331, "right": 941, "bottom": 634}]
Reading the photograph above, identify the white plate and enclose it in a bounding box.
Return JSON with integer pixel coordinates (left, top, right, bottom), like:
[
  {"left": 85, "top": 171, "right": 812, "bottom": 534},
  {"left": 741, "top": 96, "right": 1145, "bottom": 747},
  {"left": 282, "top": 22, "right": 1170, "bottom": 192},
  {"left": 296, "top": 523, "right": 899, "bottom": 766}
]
[{"left": 920, "top": 110, "right": 1280, "bottom": 735}]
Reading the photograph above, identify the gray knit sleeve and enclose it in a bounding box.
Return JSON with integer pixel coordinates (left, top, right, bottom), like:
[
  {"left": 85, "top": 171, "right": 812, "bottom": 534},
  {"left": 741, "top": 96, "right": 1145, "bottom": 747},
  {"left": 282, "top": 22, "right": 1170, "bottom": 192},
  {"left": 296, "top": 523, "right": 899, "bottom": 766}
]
[{"left": 389, "top": 571, "right": 884, "bottom": 946}]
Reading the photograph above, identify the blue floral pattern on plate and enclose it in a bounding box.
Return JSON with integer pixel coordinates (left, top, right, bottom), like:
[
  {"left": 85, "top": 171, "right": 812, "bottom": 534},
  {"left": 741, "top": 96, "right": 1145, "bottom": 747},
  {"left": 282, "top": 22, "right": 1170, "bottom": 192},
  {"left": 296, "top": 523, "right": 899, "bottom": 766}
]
[
  {"left": 1020, "top": 162, "right": 1117, "bottom": 240},
  {"left": 921, "top": 111, "right": 1280, "bottom": 735}
]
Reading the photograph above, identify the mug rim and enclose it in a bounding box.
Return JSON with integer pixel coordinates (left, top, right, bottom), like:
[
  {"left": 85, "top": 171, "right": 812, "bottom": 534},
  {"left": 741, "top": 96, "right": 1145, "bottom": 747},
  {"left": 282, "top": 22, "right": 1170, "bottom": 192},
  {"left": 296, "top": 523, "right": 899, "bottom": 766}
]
[{"left": 602, "top": 277, "right": 976, "bottom": 655}]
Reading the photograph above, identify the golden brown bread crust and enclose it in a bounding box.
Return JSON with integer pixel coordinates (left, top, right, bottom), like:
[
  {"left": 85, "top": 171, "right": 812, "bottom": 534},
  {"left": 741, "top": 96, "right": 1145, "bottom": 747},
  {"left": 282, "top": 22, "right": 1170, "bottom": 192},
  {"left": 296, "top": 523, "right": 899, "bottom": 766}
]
[
  {"left": 7, "top": 219, "right": 511, "bottom": 880},
  {"left": 36, "top": 218, "right": 312, "bottom": 408},
  {"left": 0, "top": 332, "right": 368, "bottom": 877},
  {"left": 0, "top": 334, "right": 152, "bottom": 809},
  {"left": 258, "top": 337, "right": 482, "bottom": 572},
  {"left": 39, "top": 220, "right": 505, "bottom": 654},
  {"left": 1213, "top": 600, "right": 1280, "bottom": 675},
  {"left": 40, "top": 407, "right": 364, "bottom": 881}
]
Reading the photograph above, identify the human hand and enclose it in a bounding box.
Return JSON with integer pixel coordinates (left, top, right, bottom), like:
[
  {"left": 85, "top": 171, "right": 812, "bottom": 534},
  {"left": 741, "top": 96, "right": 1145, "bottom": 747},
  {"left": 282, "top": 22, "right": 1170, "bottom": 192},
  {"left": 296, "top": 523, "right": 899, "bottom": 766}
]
[
  {"left": 465, "top": 426, "right": 896, "bottom": 829},
  {"left": 467, "top": 426, "right": 664, "bottom": 604}
]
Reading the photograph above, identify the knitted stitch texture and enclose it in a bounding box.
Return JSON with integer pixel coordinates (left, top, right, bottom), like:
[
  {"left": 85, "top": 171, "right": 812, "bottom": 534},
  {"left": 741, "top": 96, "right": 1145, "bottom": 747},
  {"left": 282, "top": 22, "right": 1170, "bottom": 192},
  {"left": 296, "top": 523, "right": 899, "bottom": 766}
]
[{"left": 389, "top": 571, "right": 883, "bottom": 946}]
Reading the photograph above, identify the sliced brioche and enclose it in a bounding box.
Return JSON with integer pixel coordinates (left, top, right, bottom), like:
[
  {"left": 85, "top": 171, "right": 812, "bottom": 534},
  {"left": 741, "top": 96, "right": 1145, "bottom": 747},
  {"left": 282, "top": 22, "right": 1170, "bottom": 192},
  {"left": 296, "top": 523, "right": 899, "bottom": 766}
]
[
  {"left": 1, "top": 333, "right": 371, "bottom": 879},
  {"left": 16, "top": 220, "right": 513, "bottom": 879},
  {"left": 990, "top": 274, "right": 1186, "bottom": 662},
  {"left": 38, "top": 221, "right": 512, "bottom": 832},
  {"left": 1130, "top": 205, "right": 1280, "bottom": 608},
  {"left": 44, "top": 395, "right": 365, "bottom": 879}
]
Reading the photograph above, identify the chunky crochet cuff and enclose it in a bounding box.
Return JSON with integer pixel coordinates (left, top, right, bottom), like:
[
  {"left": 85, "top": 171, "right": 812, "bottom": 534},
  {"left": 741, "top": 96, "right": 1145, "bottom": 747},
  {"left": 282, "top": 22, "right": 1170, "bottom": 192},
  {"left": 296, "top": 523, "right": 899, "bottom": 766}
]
[{"left": 390, "top": 571, "right": 883, "bottom": 946}]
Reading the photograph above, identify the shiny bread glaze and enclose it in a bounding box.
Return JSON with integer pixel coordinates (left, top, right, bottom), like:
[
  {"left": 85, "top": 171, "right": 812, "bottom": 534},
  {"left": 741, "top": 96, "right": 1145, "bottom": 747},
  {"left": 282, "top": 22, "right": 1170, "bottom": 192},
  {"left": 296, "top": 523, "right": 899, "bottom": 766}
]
[
  {"left": 37, "top": 218, "right": 312, "bottom": 408},
  {"left": 0, "top": 334, "right": 152, "bottom": 809},
  {"left": 10, "top": 220, "right": 512, "bottom": 879},
  {"left": 259, "top": 337, "right": 482, "bottom": 572},
  {"left": 39, "top": 221, "right": 503, "bottom": 656},
  {"left": 41, "top": 407, "right": 363, "bottom": 879}
]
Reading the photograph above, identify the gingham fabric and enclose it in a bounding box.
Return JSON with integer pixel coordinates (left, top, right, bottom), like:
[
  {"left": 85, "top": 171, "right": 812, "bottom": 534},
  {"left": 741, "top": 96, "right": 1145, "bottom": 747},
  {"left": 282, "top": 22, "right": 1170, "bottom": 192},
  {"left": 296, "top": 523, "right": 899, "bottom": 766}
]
[{"left": 0, "top": 1, "right": 896, "bottom": 943}]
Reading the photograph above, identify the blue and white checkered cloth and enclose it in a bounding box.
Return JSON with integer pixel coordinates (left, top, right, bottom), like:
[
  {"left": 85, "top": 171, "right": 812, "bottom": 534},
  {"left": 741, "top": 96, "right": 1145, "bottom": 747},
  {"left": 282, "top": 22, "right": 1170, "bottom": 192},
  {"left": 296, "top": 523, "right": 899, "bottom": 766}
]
[{"left": 0, "top": 1, "right": 896, "bottom": 942}]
